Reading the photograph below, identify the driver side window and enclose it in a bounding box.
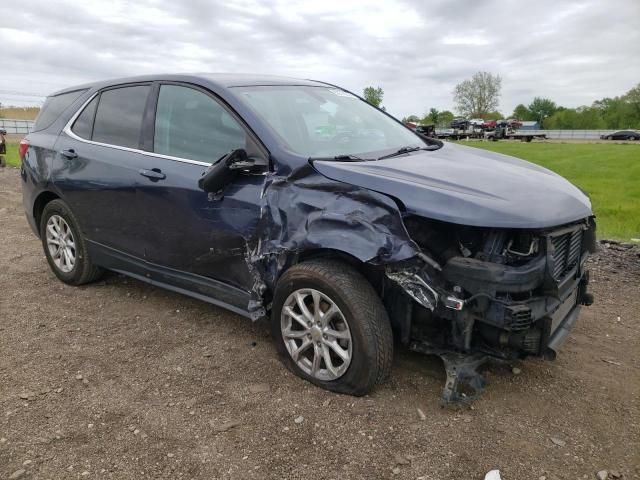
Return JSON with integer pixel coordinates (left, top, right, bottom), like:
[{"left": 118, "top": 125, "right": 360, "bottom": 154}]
[{"left": 154, "top": 85, "right": 247, "bottom": 164}]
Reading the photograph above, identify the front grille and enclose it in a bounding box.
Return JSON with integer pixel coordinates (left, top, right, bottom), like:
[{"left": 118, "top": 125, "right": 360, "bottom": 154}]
[{"left": 550, "top": 229, "right": 583, "bottom": 280}]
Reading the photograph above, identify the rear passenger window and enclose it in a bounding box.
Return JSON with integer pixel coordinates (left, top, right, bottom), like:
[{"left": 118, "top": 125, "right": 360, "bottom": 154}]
[
  {"left": 33, "top": 89, "right": 87, "bottom": 132},
  {"left": 154, "top": 85, "right": 246, "bottom": 163},
  {"left": 71, "top": 96, "right": 98, "bottom": 140},
  {"left": 92, "top": 85, "right": 150, "bottom": 148}
]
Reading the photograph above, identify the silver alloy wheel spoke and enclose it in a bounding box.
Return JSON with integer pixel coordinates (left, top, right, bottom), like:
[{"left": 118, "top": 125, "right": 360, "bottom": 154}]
[
  {"left": 319, "top": 304, "right": 338, "bottom": 327},
  {"left": 47, "top": 223, "right": 58, "bottom": 238},
  {"left": 311, "top": 290, "right": 321, "bottom": 322},
  {"left": 283, "top": 306, "right": 308, "bottom": 329},
  {"left": 311, "top": 344, "right": 322, "bottom": 375},
  {"left": 325, "top": 340, "right": 349, "bottom": 362},
  {"left": 281, "top": 288, "right": 353, "bottom": 381},
  {"left": 295, "top": 292, "right": 314, "bottom": 323},
  {"left": 282, "top": 328, "right": 307, "bottom": 340},
  {"left": 325, "top": 327, "right": 350, "bottom": 340},
  {"left": 291, "top": 338, "right": 312, "bottom": 361},
  {"left": 46, "top": 214, "right": 76, "bottom": 273},
  {"left": 321, "top": 344, "right": 338, "bottom": 377}
]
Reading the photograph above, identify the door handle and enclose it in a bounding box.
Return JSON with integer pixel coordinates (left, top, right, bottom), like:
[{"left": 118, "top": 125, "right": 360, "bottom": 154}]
[
  {"left": 61, "top": 149, "right": 78, "bottom": 159},
  {"left": 139, "top": 168, "right": 166, "bottom": 180}
]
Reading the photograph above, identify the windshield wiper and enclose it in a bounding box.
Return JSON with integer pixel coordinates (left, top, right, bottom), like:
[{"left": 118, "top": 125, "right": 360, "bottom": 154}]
[
  {"left": 309, "top": 154, "right": 373, "bottom": 162},
  {"left": 377, "top": 146, "right": 425, "bottom": 160}
]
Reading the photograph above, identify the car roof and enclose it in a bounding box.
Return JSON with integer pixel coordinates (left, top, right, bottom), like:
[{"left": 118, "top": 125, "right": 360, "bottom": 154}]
[{"left": 50, "top": 73, "right": 329, "bottom": 96}]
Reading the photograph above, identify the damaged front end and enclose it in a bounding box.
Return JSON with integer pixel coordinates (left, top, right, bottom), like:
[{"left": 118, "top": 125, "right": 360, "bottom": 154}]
[{"left": 384, "top": 215, "right": 596, "bottom": 402}]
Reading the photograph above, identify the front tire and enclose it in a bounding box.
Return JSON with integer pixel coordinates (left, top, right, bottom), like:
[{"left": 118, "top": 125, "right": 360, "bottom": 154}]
[
  {"left": 40, "top": 199, "right": 103, "bottom": 285},
  {"left": 271, "top": 260, "right": 393, "bottom": 396}
]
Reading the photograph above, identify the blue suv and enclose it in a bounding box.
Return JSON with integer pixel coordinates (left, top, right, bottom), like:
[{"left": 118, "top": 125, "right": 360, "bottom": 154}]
[{"left": 20, "top": 74, "right": 595, "bottom": 400}]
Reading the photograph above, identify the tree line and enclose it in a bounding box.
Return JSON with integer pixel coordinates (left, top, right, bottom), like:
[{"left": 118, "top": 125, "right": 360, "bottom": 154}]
[{"left": 363, "top": 72, "right": 640, "bottom": 130}]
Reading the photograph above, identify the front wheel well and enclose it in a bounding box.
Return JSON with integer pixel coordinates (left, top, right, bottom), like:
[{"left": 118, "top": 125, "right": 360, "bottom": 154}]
[
  {"left": 294, "top": 248, "right": 386, "bottom": 294},
  {"left": 33, "top": 191, "right": 61, "bottom": 231}
]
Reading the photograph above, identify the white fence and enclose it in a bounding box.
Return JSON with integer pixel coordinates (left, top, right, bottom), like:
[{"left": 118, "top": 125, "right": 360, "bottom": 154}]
[
  {"left": 0, "top": 119, "right": 34, "bottom": 135},
  {"left": 519, "top": 129, "right": 619, "bottom": 140},
  {"left": 436, "top": 128, "right": 626, "bottom": 140}
]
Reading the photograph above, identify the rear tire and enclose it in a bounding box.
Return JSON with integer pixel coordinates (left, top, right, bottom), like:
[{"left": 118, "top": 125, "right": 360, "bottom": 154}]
[
  {"left": 271, "top": 260, "right": 393, "bottom": 396},
  {"left": 40, "top": 199, "right": 103, "bottom": 286}
]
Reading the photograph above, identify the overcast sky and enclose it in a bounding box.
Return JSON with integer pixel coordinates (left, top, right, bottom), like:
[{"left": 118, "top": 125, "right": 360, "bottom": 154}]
[{"left": 1, "top": 0, "right": 639, "bottom": 118}]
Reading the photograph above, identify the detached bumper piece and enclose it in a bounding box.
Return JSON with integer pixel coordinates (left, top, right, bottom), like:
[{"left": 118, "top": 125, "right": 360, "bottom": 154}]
[{"left": 409, "top": 344, "right": 508, "bottom": 404}]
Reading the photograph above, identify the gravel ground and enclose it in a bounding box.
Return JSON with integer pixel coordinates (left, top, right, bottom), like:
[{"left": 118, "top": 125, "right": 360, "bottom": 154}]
[{"left": 1, "top": 167, "right": 638, "bottom": 480}]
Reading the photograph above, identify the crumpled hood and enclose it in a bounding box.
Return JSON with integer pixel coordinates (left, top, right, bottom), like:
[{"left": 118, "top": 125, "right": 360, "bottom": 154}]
[{"left": 313, "top": 142, "right": 593, "bottom": 229}]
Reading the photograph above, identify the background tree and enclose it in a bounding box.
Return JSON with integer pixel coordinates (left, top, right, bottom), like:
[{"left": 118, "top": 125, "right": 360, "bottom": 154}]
[
  {"left": 623, "top": 83, "right": 640, "bottom": 120},
  {"left": 405, "top": 114, "right": 420, "bottom": 123},
  {"left": 528, "top": 97, "right": 558, "bottom": 125},
  {"left": 512, "top": 104, "right": 532, "bottom": 121},
  {"left": 484, "top": 111, "right": 504, "bottom": 120},
  {"left": 426, "top": 107, "right": 439, "bottom": 124},
  {"left": 593, "top": 97, "right": 628, "bottom": 129},
  {"left": 545, "top": 106, "right": 606, "bottom": 129},
  {"left": 363, "top": 86, "right": 384, "bottom": 109},
  {"left": 453, "top": 71, "right": 502, "bottom": 117},
  {"left": 437, "top": 110, "right": 455, "bottom": 127}
]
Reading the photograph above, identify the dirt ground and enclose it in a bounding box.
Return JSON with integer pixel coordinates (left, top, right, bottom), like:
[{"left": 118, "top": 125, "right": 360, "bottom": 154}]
[{"left": 0, "top": 166, "right": 638, "bottom": 480}]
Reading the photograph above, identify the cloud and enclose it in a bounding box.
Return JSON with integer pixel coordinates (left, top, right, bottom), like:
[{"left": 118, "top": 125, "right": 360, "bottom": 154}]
[{"left": 1, "top": 0, "right": 638, "bottom": 117}]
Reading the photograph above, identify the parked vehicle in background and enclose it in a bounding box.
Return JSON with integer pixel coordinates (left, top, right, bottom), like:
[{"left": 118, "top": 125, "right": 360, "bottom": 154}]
[
  {"left": 415, "top": 124, "right": 435, "bottom": 137},
  {"left": 20, "top": 74, "right": 595, "bottom": 402},
  {"left": 469, "top": 118, "right": 484, "bottom": 127},
  {"left": 0, "top": 128, "right": 6, "bottom": 167},
  {"left": 450, "top": 117, "right": 469, "bottom": 129},
  {"left": 483, "top": 120, "right": 497, "bottom": 129},
  {"left": 484, "top": 123, "right": 547, "bottom": 142},
  {"left": 600, "top": 130, "right": 640, "bottom": 140}
]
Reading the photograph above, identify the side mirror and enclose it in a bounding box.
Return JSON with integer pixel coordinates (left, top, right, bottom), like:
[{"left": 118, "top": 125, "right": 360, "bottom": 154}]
[{"left": 198, "top": 149, "right": 248, "bottom": 193}]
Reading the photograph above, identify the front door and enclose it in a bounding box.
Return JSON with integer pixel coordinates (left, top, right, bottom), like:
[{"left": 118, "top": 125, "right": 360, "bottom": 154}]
[{"left": 137, "top": 83, "right": 267, "bottom": 292}]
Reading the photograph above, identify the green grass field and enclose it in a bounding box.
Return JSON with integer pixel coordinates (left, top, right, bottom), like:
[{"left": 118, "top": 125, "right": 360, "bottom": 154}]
[
  {"left": 3, "top": 142, "right": 20, "bottom": 167},
  {"left": 456, "top": 142, "right": 640, "bottom": 240},
  {"left": 2, "top": 140, "right": 638, "bottom": 239}
]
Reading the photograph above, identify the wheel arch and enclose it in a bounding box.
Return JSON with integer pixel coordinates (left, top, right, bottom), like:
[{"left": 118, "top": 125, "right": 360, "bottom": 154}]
[
  {"left": 288, "top": 248, "right": 386, "bottom": 294},
  {"left": 33, "top": 190, "right": 61, "bottom": 234}
]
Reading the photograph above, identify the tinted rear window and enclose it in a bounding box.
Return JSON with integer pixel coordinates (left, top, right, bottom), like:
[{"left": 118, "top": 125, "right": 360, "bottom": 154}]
[
  {"left": 92, "top": 85, "right": 150, "bottom": 148},
  {"left": 71, "top": 96, "right": 98, "bottom": 140},
  {"left": 33, "top": 89, "right": 87, "bottom": 132}
]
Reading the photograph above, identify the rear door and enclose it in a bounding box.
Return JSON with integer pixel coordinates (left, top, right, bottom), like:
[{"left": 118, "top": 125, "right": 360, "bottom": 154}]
[{"left": 53, "top": 84, "right": 154, "bottom": 262}]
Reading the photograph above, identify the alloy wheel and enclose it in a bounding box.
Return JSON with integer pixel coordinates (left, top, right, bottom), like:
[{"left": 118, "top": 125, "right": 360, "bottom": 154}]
[
  {"left": 281, "top": 288, "right": 353, "bottom": 381},
  {"left": 46, "top": 214, "right": 76, "bottom": 273}
]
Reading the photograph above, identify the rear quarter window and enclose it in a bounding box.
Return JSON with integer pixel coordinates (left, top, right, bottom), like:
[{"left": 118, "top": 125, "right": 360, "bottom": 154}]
[
  {"left": 71, "top": 96, "right": 99, "bottom": 140},
  {"left": 92, "top": 85, "right": 150, "bottom": 149},
  {"left": 33, "top": 89, "right": 87, "bottom": 132}
]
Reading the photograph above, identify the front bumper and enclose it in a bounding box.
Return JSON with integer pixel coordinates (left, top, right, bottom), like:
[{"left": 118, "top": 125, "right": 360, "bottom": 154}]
[
  {"left": 547, "top": 303, "right": 580, "bottom": 358},
  {"left": 388, "top": 220, "right": 595, "bottom": 360},
  {"left": 441, "top": 252, "right": 591, "bottom": 358}
]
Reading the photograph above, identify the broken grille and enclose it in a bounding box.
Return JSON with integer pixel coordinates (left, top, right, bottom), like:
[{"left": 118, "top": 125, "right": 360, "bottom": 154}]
[
  {"left": 507, "top": 305, "right": 533, "bottom": 331},
  {"left": 550, "top": 229, "right": 583, "bottom": 280}
]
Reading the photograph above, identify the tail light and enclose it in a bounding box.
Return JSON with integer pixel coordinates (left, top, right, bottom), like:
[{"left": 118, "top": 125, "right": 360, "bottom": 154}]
[{"left": 18, "top": 138, "right": 29, "bottom": 161}]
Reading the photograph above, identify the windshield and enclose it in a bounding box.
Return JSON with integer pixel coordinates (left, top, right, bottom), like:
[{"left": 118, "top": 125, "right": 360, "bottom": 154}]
[{"left": 234, "top": 85, "right": 424, "bottom": 158}]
